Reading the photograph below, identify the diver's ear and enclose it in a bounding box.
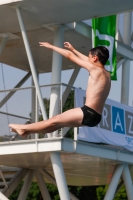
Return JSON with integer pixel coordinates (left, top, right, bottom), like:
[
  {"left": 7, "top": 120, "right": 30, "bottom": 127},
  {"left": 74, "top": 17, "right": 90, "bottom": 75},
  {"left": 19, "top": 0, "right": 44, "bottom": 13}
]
[{"left": 93, "top": 55, "right": 99, "bottom": 62}]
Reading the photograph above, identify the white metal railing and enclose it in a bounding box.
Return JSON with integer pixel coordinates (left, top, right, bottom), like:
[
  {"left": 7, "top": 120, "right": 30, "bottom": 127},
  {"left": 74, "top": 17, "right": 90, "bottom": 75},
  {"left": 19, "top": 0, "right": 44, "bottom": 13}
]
[{"left": 0, "top": 83, "right": 76, "bottom": 142}]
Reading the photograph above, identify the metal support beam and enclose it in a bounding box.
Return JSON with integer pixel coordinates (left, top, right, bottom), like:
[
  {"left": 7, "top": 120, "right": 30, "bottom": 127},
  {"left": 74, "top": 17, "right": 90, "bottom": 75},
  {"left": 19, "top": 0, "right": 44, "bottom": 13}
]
[
  {"left": 62, "top": 66, "right": 80, "bottom": 108},
  {"left": 48, "top": 25, "right": 71, "bottom": 199},
  {"left": 49, "top": 25, "right": 64, "bottom": 137},
  {"left": 121, "top": 59, "right": 130, "bottom": 105},
  {"left": 31, "top": 77, "right": 39, "bottom": 139},
  {"left": 17, "top": 169, "right": 35, "bottom": 200},
  {"left": 0, "top": 34, "right": 8, "bottom": 55},
  {"left": 122, "top": 164, "right": 133, "bottom": 200},
  {"left": 50, "top": 152, "right": 70, "bottom": 200},
  {"left": 0, "top": 169, "right": 8, "bottom": 188},
  {"left": 39, "top": 169, "right": 79, "bottom": 200},
  {"left": 121, "top": 12, "right": 132, "bottom": 105},
  {"left": 36, "top": 171, "right": 51, "bottom": 200},
  {"left": 39, "top": 169, "right": 56, "bottom": 185},
  {"left": 3, "top": 169, "right": 28, "bottom": 198},
  {"left": 116, "top": 42, "right": 133, "bottom": 60},
  {"left": 0, "top": 72, "right": 31, "bottom": 108},
  {"left": 61, "top": 66, "right": 80, "bottom": 137},
  {"left": 66, "top": 22, "right": 92, "bottom": 39},
  {"left": 114, "top": 179, "right": 124, "bottom": 197},
  {"left": 104, "top": 165, "right": 124, "bottom": 200},
  {"left": 0, "top": 192, "right": 9, "bottom": 200},
  {"left": 16, "top": 7, "right": 47, "bottom": 120},
  {"left": 115, "top": 15, "right": 122, "bottom": 44},
  {"left": 117, "top": 58, "right": 126, "bottom": 70}
]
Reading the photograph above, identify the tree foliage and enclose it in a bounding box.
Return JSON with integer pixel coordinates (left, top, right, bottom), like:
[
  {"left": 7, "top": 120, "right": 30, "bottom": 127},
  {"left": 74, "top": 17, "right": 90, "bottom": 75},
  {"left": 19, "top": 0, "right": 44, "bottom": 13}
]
[{"left": 96, "top": 185, "right": 127, "bottom": 200}]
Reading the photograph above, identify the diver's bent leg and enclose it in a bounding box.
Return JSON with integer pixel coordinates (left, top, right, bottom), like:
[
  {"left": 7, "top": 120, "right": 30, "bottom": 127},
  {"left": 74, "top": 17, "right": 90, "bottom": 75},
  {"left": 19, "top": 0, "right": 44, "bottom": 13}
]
[{"left": 9, "top": 107, "right": 83, "bottom": 137}]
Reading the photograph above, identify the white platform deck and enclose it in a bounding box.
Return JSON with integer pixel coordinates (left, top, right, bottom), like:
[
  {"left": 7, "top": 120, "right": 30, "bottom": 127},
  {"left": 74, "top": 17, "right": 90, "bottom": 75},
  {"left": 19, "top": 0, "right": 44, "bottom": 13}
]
[
  {"left": 0, "top": 138, "right": 133, "bottom": 186},
  {"left": 0, "top": 0, "right": 133, "bottom": 73}
]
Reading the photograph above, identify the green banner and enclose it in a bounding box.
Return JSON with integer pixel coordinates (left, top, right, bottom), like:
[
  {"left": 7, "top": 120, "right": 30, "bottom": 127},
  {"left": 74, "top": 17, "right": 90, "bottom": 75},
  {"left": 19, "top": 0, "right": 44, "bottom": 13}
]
[{"left": 92, "top": 15, "right": 117, "bottom": 80}]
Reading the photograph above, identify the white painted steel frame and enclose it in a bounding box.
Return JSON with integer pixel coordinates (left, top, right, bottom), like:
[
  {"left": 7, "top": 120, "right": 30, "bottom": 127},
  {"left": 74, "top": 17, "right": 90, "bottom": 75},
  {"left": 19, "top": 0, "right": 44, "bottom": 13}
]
[
  {"left": 16, "top": 8, "right": 71, "bottom": 200},
  {"left": 31, "top": 77, "right": 39, "bottom": 139},
  {"left": 16, "top": 7, "right": 48, "bottom": 121},
  {"left": 104, "top": 165, "right": 124, "bottom": 200},
  {"left": 36, "top": 171, "right": 51, "bottom": 200},
  {"left": 121, "top": 12, "right": 132, "bottom": 105},
  {"left": 117, "top": 58, "right": 126, "bottom": 70},
  {"left": 0, "top": 138, "right": 133, "bottom": 164},
  {"left": 62, "top": 66, "right": 80, "bottom": 108},
  {"left": 17, "top": 169, "right": 35, "bottom": 200},
  {"left": 0, "top": 35, "right": 9, "bottom": 55},
  {"left": 5, "top": 6, "right": 133, "bottom": 200},
  {"left": 0, "top": 192, "right": 9, "bottom": 200},
  {"left": 3, "top": 169, "right": 28, "bottom": 198},
  {"left": 48, "top": 25, "right": 64, "bottom": 138},
  {"left": 48, "top": 25, "right": 71, "bottom": 200},
  {"left": 0, "top": 169, "right": 8, "bottom": 188},
  {"left": 105, "top": 164, "right": 133, "bottom": 200},
  {"left": 114, "top": 179, "right": 124, "bottom": 197},
  {"left": 39, "top": 169, "right": 79, "bottom": 200},
  {"left": 1, "top": 139, "right": 133, "bottom": 199},
  {"left": 118, "top": 13, "right": 133, "bottom": 200},
  {"left": 122, "top": 165, "right": 133, "bottom": 200},
  {"left": 50, "top": 152, "right": 70, "bottom": 200}
]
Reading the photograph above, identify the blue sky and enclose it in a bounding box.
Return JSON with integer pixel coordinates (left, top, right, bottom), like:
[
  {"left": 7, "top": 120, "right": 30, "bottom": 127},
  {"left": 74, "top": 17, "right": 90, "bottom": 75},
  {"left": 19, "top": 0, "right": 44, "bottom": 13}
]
[{"left": 0, "top": 61, "right": 133, "bottom": 107}]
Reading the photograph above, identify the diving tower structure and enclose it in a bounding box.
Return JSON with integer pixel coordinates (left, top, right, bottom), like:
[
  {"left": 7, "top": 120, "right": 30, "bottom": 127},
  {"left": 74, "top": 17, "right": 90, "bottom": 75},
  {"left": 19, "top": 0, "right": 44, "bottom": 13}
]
[{"left": 0, "top": 0, "right": 133, "bottom": 200}]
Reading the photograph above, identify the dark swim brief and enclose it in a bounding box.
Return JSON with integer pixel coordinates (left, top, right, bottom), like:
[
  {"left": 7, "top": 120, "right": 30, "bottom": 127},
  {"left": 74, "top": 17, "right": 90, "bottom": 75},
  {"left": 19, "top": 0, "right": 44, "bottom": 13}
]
[{"left": 81, "top": 105, "right": 101, "bottom": 127}]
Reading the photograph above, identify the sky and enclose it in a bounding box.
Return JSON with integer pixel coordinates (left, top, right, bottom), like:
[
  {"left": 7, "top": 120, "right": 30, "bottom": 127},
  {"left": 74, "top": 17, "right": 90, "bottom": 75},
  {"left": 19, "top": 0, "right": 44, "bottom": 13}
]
[
  {"left": 0, "top": 13, "right": 133, "bottom": 109},
  {"left": 0, "top": 61, "right": 133, "bottom": 107}
]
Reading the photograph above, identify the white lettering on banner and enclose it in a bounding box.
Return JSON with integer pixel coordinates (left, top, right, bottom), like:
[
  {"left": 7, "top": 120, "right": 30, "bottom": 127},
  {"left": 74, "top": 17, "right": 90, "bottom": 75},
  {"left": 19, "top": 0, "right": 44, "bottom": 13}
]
[
  {"left": 128, "top": 115, "right": 133, "bottom": 134},
  {"left": 114, "top": 112, "right": 123, "bottom": 131},
  {"left": 95, "top": 30, "right": 114, "bottom": 71},
  {"left": 126, "top": 137, "right": 133, "bottom": 145},
  {"left": 102, "top": 107, "right": 109, "bottom": 127}
]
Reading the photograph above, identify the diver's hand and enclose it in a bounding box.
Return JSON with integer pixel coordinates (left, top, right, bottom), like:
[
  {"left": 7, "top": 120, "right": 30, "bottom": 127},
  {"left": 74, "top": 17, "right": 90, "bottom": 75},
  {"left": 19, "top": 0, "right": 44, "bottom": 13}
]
[
  {"left": 39, "top": 42, "right": 53, "bottom": 49},
  {"left": 64, "top": 42, "right": 74, "bottom": 51}
]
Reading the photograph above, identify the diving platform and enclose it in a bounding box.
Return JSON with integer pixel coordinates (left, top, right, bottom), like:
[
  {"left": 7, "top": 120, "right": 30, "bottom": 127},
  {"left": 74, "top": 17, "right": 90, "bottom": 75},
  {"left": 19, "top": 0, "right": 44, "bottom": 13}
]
[
  {"left": 0, "top": 0, "right": 133, "bottom": 200},
  {"left": 0, "top": 137, "right": 133, "bottom": 187}
]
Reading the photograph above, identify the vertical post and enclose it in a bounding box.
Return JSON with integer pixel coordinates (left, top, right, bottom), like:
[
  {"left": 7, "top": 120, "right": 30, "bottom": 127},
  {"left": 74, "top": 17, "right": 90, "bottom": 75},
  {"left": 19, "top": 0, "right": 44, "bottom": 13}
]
[
  {"left": 50, "top": 152, "right": 70, "bottom": 200},
  {"left": 62, "top": 66, "right": 80, "bottom": 108},
  {"left": 35, "top": 91, "right": 39, "bottom": 139},
  {"left": 115, "top": 14, "right": 119, "bottom": 42},
  {"left": 0, "top": 34, "right": 8, "bottom": 55},
  {"left": 74, "top": 96, "right": 78, "bottom": 140},
  {"left": 122, "top": 164, "right": 133, "bottom": 200},
  {"left": 31, "top": 77, "right": 39, "bottom": 139},
  {"left": 36, "top": 171, "right": 51, "bottom": 200},
  {"left": 104, "top": 165, "right": 124, "bottom": 200},
  {"left": 16, "top": 7, "right": 47, "bottom": 120},
  {"left": 48, "top": 25, "right": 64, "bottom": 137},
  {"left": 0, "top": 192, "right": 9, "bottom": 200},
  {"left": 39, "top": 169, "right": 79, "bottom": 200},
  {"left": 121, "top": 12, "right": 132, "bottom": 105},
  {"left": 17, "top": 170, "right": 35, "bottom": 200}
]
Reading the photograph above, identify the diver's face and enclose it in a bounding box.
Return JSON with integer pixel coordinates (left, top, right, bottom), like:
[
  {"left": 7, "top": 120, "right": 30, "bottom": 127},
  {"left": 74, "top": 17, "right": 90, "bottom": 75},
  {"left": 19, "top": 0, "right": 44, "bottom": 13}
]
[{"left": 88, "top": 53, "right": 98, "bottom": 63}]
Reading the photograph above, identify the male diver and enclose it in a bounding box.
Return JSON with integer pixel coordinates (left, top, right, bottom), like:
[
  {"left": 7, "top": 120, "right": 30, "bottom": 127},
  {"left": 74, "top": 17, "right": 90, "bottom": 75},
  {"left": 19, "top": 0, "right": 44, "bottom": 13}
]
[{"left": 9, "top": 42, "right": 111, "bottom": 138}]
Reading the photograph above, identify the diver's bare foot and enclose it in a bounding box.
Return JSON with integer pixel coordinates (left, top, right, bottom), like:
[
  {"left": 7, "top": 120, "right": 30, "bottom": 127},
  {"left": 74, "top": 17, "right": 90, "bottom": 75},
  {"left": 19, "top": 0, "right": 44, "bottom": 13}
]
[{"left": 9, "top": 124, "right": 28, "bottom": 137}]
